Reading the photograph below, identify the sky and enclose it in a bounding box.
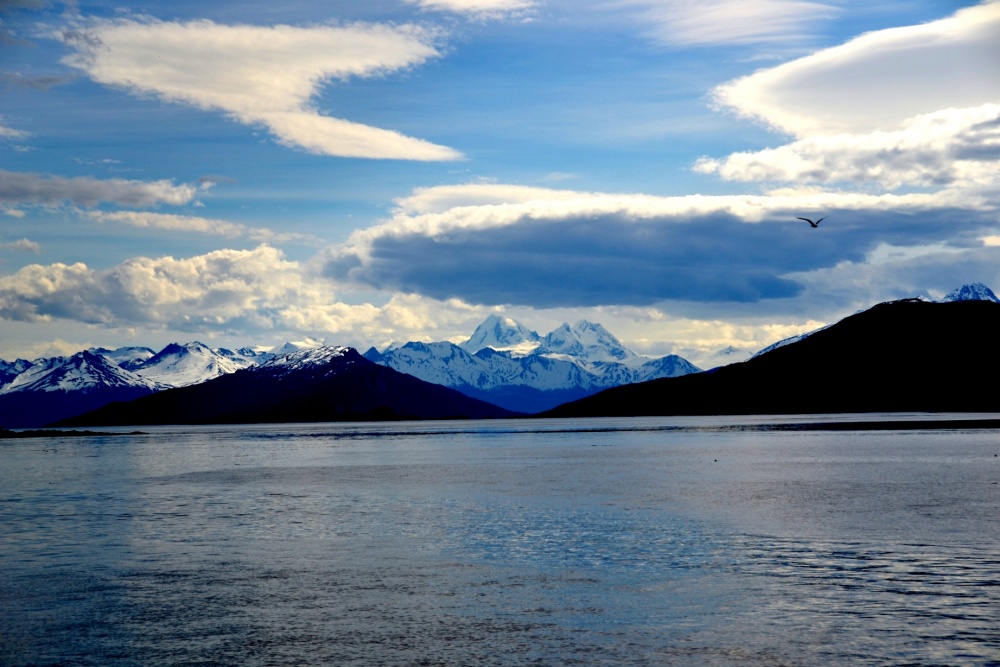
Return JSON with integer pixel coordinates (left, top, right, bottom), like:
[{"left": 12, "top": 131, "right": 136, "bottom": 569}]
[{"left": 0, "top": 0, "right": 997, "bottom": 367}]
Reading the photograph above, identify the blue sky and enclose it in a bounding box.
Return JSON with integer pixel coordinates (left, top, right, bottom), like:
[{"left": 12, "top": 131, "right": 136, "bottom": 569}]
[{"left": 0, "top": 0, "right": 997, "bottom": 366}]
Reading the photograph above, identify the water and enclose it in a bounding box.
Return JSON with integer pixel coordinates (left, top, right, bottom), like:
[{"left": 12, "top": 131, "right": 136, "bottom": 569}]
[{"left": 1, "top": 415, "right": 999, "bottom": 666}]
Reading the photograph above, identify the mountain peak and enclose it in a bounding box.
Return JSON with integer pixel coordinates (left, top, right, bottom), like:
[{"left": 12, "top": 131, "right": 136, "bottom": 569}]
[
  {"left": 260, "top": 345, "right": 353, "bottom": 375},
  {"left": 268, "top": 337, "right": 325, "bottom": 357},
  {"left": 941, "top": 283, "right": 1000, "bottom": 303},
  {"left": 135, "top": 341, "right": 253, "bottom": 387},
  {"left": 461, "top": 314, "right": 540, "bottom": 354},
  {"left": 541, "top": 320, "right": 636, "bottom": 363},
  {"left": 1, "top": 349, "right": 161, "bottom": 396}
]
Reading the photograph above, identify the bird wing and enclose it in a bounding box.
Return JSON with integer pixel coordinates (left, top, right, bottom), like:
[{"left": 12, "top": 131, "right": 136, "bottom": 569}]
[{"left": 796, "top": 217, "right": 813, "bottom": 223}]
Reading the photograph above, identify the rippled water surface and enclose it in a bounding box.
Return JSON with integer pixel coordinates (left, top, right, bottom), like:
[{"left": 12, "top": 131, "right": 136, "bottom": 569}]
[{"left": 2, "top": 416, "right": 999, "bottom": 666}]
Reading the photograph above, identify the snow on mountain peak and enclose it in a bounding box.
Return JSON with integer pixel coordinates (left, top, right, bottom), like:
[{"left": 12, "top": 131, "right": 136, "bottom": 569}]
[
  {"left": 135, "top": 341, "right": 254, "bottom": 387},
  {"left": 461, "top": 314, "right": 540, "bottom": 355},
  {"left": 267, "top": 337, "right": 325, "bottom": 357},
  {"left": 259, "top": 345, "right": 353, "bottom": 376},
  {"left": 541, "top": 320, "right": 636, "bottom": 364},
  {"left": 0, "top": 350, "right": 162, "bottom": 395},
  {"left": 941, "top": 283, "right": 1000, "bottom": 303},
  {"left": 91, "top": 346, "right": 155, "bottom": 371}
]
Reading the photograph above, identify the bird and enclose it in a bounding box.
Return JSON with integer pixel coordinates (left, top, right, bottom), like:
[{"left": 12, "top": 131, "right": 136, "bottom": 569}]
[{"left": 798, "top": 216, "right": 826, "bottom": 228}]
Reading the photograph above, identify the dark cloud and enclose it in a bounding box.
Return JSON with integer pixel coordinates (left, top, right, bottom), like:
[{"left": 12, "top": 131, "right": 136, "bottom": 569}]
[
  {"left": 0, "top": 169, "right": 197, "bottom": 207},
  {"left": 326, "top": 204, "right": 996, "bottom": 308},
  {"left": 0, "top": 71, "right": 74, "bottom": 91},
  {"left": 0, "top": 0, "right": 47, "bottom": 13}
]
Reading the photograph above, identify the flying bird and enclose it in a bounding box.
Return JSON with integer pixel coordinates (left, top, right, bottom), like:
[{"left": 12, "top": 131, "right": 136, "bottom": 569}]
[{"left": 797, "top": 216, "right": 826, "bottom": 228}]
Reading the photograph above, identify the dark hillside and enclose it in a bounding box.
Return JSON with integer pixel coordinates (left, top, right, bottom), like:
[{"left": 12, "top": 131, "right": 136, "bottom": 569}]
[{"left": 545, "top": 299, "right": 1000, "bottom": 417}]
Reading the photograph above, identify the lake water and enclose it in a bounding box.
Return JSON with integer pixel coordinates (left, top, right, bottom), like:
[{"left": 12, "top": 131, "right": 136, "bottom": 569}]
[{"left": 2, "top": 415, "right": 999, "bottom": 666}]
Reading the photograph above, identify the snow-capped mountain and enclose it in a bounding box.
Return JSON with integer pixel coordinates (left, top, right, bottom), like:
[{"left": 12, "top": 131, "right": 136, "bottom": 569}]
[
  {"left": 260, "top": 337, "right": 325, "bottom": 360},
  {"left": 0, "top": 358, "right": 33, "bottom": 387},
  {"left": 941, "top": 282, "right": 1000, "bottom": 303},
  {"left": 60, "top": 347, "right": 513, "bottom": 427},
  {"left": 540, "top": 321, "right": 637, "bottom": 364},
  {"left": 697, "top": 346, "right": 754, "bottom": 370},
  {"left": 91, "top": 346, "right": 156, "bottom": 371},
  {"left": 258, "top": 345, "right": 352, "bottom": 378},
  {"left": 460, "top": 315, "right": 540, "bottom": 356},
  {"left": 368, "top": 316, "right": 701, "bottom": 412},
  {"left": 134, "top": 341, "right": 255, "bottom": 387},
  {"left": 0, "top": 350, "right": 162, "bottom": 395},
  {"left": 0, "top": 350, "right": 162, "bottom": 428}
]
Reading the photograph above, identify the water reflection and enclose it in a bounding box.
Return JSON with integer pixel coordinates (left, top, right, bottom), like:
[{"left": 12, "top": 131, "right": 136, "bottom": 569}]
[{"left": 1, "top": 417, "right": 998, "bottom": 665}]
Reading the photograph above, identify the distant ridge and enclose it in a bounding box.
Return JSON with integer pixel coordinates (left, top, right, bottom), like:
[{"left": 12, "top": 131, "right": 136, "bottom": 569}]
[
  {"left": 544, "top": 299, "right": 1000, "bottom": 417},
  {"left": 58, "top": 347, "right": 515, "bottom": 427}
]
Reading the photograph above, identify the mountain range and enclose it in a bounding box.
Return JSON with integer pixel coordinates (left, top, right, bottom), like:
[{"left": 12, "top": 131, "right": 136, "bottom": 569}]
[
  {"left": 2, "top": 283, "right": 998, "bottom": 427},
  {"left": 0, "top": 316, "right": 699, "bottom": 426},
  {"left": 365, "top": 317, "right": 701, "bottom": 412},
  {"left": 58, "top": 347, "right": 513, "bottom": 426}
]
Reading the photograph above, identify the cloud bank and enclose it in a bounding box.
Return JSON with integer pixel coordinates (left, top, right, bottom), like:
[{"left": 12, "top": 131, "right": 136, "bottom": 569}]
[
  {"left": 696, "top": 104, "right": 1000, "bottom": 190},
  {"left": 0, "top": 245, "right": 310, "bottom": 329},
  {"left": 62, "top": 18, "right": 462, "bottom": 161},
  {"left": 323, "top": 183, "right": 998, "bottom": 308},
  {"left": 0, "top": 245, "right": 485, "bottom": 346}
]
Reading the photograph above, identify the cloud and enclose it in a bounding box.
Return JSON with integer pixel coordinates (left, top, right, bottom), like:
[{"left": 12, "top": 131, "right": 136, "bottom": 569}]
[
  {"left": 0, "top": 244, "right": 489, "bottom": 347},
  {"left": 695, "top": 104, "right": 1000, "bottom": 190},
  {"left": 0, "top": 0, "right": 47, "bottom": 11},
  {"left": 0, "top": 238, "right": 40, "bottom": 252},
  {"left": 88, "top": 211, "right": 317, "bottom": 244},
  {"left": 0, "top": 245, "right": 308, "bottom": 328},
  {"left": 0, "top": 169, "right": 199, "bottom": 207},
  {"left": 712, "top": 2, "right": 1000, "bottom": 136},
  {"left": 610, "top": 0, "right": 838, "bottom": 47},
  {"left": 406, "top": 0, "right": 535, "bottom": 16},
  {"left": 0, "top": 118, "right": 29, "bottom": 140},
  {"left": 0, "top": 71, "right": 73, "bottom": 91},
  {"left": 323, "top": 183, "right": 998, "bottom": 309},
  {"left": 62, "top": 18, "right": 462, "bottom": 161}
]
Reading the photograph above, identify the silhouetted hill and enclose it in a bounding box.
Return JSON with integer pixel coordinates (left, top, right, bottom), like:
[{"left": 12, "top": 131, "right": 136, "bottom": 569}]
[
  {"left": 544, "top": 299, "right": 1000, "bottom": 417},
  {"left": 57, "top": 347, "right": 515, "bottom": 426}
]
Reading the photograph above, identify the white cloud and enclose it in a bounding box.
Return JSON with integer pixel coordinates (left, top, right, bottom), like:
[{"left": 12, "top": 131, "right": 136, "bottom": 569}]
[
  {"left": 0, "top": 169, "right": 198, "bottom": 207},
  {"left": 0, "top": 245, "right": 307, "bottom": 328},
  {"left": 712, "top": 2, "right": 1000, "bottom": 136},
  {"left": 695, "top": 104, "right": 1000, "bottom": 190},
  {"left": 88, "top": 211, "right": 317, "bottom": 244},
  {"left": 0, "top": 121, "right": 29, "bottom": 141},
  {"left": 611, "top": 0, "right": 838, "bottom": 46},
  {"left": 393, "top": 182, "right": 603, "bottom": 215},
  {"left": 62, "top": 18, "right": 462, "bottom": 161},
  {"left": 406, "top": 0, "right": 535, "bottom": 16},
  {"left": 0, "top": 238, "right": 40, "bottom": 253},
  {"left": 0, "top": 243, "right": 512, "bottom": 354}
]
